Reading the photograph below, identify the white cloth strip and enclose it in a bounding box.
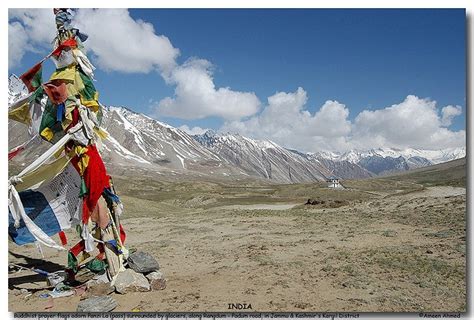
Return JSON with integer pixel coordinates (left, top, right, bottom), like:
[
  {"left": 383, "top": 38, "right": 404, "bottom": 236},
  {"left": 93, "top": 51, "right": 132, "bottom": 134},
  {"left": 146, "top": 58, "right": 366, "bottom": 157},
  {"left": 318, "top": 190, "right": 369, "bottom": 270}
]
[
  {"left": 14, "top": 122, "right": 83, "bottom": 180},
  {"left": 8, "top": 181, "right": 65, "bottom": 250}
]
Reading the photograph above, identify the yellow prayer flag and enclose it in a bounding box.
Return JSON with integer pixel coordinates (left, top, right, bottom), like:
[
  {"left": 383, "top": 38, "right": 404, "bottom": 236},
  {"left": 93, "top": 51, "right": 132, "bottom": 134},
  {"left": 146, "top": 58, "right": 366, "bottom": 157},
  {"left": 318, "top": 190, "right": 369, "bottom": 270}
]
[
  {"left": 94, "top": 127, "right": 108, "bottom": 140},
  {"left": 8, "top": 102, "right": 31, "bottom": 124},
  {"left": 50, "top": 65, "right": 76, "bottom": 82},
  {"left": 74, "top": 70, "right": 85, "bottom": 92},
  {"left": 80, "top": 91, "right": 100, "bottom": 112},
  {"left": 15, "top": 156, "right": 71, "bottom": 192},
  {"left": 40, "top": 127, "right": 54, "bottom": 141}
]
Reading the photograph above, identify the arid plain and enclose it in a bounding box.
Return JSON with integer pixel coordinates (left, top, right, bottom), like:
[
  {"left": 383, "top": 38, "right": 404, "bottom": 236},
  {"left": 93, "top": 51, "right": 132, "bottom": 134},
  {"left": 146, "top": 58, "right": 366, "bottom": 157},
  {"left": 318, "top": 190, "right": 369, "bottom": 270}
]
[{"left": 9, "top": 158, "right": 466, "bottom": 312}]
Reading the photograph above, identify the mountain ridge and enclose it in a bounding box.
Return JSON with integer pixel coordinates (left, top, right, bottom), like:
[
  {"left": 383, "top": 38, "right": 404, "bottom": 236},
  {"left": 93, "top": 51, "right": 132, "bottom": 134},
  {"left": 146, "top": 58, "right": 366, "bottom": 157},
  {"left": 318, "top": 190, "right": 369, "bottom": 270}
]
[{"left": 8, "top": 74, "right": 465, "bottom": 183}]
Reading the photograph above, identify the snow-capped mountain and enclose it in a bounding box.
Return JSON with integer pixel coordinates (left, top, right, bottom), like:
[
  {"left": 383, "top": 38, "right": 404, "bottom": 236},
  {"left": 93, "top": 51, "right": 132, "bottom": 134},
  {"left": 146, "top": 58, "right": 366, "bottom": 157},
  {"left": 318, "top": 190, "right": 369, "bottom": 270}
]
[
  {"left": 100, "top": 106, "right": 221, "bottom": 170},
  {"left": 311, "top": 147, "right": 466, "bottom": 176},
  {"left": 358, "top": 155, "right": 409, "bottom": 175},
  {"left": 305, "top": 153, "right": 373, "bottom": 179},
  {"left": 8, "top": 74, "right": 466, "bottom": 182},
  {"left": 314, "top": 148, "right": 466, "bottom": 175},
  {"left": 8, "top": 75, "right": 28, "bottom": 106},
  {"left": 9, "top": 106, "right": 225, "bottom": 173},
  {"left": 334, "top": 147, "right": 466, "bottom": 165},
  {"left": 193, "top": 130, "right": 334, "bottom": 183}
]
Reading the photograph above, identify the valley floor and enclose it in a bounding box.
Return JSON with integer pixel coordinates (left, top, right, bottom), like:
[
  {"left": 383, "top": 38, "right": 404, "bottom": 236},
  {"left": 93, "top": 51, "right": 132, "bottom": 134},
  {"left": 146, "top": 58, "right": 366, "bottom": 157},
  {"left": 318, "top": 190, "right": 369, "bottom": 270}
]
[{"left": 8, "top": 177, "right": 466, "bottom": 312}]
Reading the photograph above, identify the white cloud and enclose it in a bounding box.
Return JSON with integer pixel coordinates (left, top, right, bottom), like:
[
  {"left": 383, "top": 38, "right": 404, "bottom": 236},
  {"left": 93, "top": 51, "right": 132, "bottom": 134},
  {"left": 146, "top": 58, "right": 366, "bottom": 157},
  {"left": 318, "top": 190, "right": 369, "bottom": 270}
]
[
  {"left": 8, "top": 9, "right": 56, "bottom": 68},
  {"left": 178, "top": 125, "right": 209, "bottom": 135},
  {"left": 7, "top": 9, "right": 465, "bottom": 153},
  {"left": 223, "top": 91, "right": 465, "bottom": 152},
  {"left": 9, "top": 9, "right": 259, "bottom": 123},
  {"left": 73, "top": 9, "right": 179, "bottom": 75},
  {"left": 8, "top": 9, "right": 179, "bottom": 75},
  {"left": 8, "top": 22, "right": 28, "bottom": 67},
  {"left": 9, "top": 9, "right": 56, "bottom": 45},
  {"left": 440, "top": 105, "right": 462, "bottom": 126},
  {"left": 223, "top": 87, "right": 353, "bottom": 152},
  {"left": 155, "top": 58, "right": 261, "bottom": 120},
  {"left": 352, "top": 95, "right": 464, "bottom": 150}
]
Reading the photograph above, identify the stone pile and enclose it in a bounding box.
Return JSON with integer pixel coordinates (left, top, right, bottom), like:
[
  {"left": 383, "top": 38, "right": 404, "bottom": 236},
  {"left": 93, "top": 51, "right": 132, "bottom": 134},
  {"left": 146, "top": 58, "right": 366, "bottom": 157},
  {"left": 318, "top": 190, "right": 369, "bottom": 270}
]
[{"left": 78, "top": 251, "right": 166, "bottom": 312}]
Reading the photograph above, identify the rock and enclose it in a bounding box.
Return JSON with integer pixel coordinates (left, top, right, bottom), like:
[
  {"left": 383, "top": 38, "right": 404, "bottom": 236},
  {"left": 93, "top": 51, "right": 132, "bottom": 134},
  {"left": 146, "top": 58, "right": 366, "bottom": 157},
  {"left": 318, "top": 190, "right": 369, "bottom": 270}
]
[
  {"left": 74, "top": 268, "right": 96, "bottom": 284},
  {"left": 20, "top": 288, "right": 29, "bottom": 294},
  {"left": 85, "top": 282, "right": 114, "bottom": 297},
  {"left": 86, "top": 276, "right": 115, "bottom": 297},
  {"left": 127, "top": 251, "right": 159, "bottom": 273},
  {"left": 77, "top": 295, "right": 117, "bottom": 312},
  {"left": 114, "top": 269, "right": 150, "bottom": 294},
  {"left": 146, "top": 271, "right": 167, "bottom": 290},
  {"left": 12, "top": 289, "right": 22, "bottom": 296},
  {"left": 426, "top": 250, "right": 433, "bottom": 254},
  {"left": 90, "top": 272, "right": 110, "bottom": 284}
]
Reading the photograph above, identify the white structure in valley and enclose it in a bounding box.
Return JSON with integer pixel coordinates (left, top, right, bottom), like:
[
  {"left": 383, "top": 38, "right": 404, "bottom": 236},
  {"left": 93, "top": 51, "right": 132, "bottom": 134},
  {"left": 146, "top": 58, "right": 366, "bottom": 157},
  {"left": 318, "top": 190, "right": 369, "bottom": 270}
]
[{"left": 327, "top": 176, "right": 343, "bottom": 189}]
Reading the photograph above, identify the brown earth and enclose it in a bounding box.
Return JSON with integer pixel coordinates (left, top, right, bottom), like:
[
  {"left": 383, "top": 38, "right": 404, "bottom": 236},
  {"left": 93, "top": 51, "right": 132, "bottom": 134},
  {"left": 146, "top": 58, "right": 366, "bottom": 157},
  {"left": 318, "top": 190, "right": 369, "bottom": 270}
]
[{"left": 8, "top": 162, "right": 466, "bottom": 312}]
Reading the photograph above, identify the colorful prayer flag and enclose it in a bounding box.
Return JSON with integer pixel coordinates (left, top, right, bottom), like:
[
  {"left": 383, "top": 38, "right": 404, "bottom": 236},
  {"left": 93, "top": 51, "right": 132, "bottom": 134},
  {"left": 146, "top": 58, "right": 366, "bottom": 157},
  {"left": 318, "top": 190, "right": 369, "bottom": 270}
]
[
  {"left": 49, "top": 65, "right": 76, "bottom": 82},
  {"left": 51, "top": 38, "right": 77, "bottom": 57},
  {"left": 9, "top": 99, "right": 44, "bottom": 138},
  {"left": 8, "top": 101, "right": 31, "bottom": 124},
  {"left": 8, "top": 164, "right": 82, "bottom": 246},
  {"left": 19, "top": 62, "right": 43, "bottom": 93},
  {"left": 78, "top": 70, "right": 100, "bottom": 111},
  {"left": 71, "top": 145, "right": 109, "bottom": 224},
  {"left": 43, "top": 82, "right": 68, "bottom": 104}
]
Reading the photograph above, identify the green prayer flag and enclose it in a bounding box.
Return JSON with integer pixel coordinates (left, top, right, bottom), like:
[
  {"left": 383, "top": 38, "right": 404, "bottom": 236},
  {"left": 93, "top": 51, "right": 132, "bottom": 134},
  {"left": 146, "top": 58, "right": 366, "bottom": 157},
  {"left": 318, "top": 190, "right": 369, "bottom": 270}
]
[
  {"left": 85, "top": 258, "right": 107, "bottom": 273},
  {"left": 80, "top": 178, "right": 88, "bottom": 197},
  {"left": 67, "top": 251, "right": 78, "bottom": 273}
]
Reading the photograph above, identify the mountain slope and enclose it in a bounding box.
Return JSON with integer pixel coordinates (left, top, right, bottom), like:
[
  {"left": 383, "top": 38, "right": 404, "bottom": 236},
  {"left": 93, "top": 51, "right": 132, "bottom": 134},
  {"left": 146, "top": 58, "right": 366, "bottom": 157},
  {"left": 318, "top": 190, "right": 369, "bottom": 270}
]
[
  {"left": 312, "top": 146, "right": 465, "bottom": 177},
  {"left": 336, "top": 147, "right": 465, "bottom": 166},
  {"left": 7, "top": 74, "right": 222, "bottom": 173},
  {"left": 193, "top": 131, "right": 332, "bottom": 183},
  {"left": 379, "top": 157, "right": 466, "bottom": 187},
  {"left": 306, "top": 153, "right": 373, "bottom": 179},
  {"left": 100, "top": 106, "right": 222, "bottom": 170}
]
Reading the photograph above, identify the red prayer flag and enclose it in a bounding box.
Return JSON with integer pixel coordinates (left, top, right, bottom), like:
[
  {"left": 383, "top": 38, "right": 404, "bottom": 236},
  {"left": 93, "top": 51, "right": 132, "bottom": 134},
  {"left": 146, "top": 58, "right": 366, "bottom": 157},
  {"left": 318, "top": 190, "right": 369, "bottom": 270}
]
[
  {"left": 65, "top": 107, "right": 80, "bottom": 131},
  {"left": 19, "top": 62, "right": 43, "bottom": 92},
  {"left": 69, "top": 239, "right": 85, "bottom": 257},
  {"left": 71, "top": 145, "right": 110, "bottom": 224},
  {"left": 51, "top": 38, "right": 77, "bottom": 57},
  {"left": 43, "top": 82, "right": 68, "bottom": 104},
  {"left": 119, "top": 224, "right": 126, "bottom": 244},
  {"left": 58, "top": 231, "right": 68, "bottom": 246}
]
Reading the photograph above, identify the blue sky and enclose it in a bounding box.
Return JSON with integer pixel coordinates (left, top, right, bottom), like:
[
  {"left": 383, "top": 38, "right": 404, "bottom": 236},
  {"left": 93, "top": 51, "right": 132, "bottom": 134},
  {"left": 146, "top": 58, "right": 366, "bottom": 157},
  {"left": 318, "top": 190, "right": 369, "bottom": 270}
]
[{"left": 9, "top": 9, "right": 466, "bottom": 152}]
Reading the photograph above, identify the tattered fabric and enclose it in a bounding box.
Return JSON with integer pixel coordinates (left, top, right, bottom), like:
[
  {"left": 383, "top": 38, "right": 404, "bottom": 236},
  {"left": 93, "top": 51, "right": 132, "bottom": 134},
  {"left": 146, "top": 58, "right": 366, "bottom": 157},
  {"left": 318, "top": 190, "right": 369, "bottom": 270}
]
[
  {"left": 71, "top": 145, "right": 110, "bottom": 224},
  {"left": 43, "top": 82, "right": 68, "bottom": 104},
  {"left": 19, "top": 62, "right": 43, "bottom": 93},
  {"left": 51, "top": 38, "right": 77, "bottom": 58}
]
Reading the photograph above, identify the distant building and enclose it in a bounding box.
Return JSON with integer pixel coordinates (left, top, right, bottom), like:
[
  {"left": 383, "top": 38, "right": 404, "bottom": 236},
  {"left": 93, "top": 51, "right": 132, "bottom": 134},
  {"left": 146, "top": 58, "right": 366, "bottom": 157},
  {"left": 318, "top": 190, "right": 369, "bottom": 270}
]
[{"left": 327, "top": 176, "right": 343, "bottom": 188}]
